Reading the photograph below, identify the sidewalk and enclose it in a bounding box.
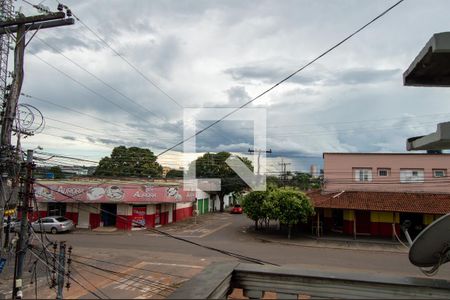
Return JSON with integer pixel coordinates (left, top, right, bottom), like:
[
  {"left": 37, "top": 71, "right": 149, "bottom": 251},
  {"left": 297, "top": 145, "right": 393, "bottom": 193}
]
[{"left": 248, "top": 229, "right": 409, "bottom": 253}]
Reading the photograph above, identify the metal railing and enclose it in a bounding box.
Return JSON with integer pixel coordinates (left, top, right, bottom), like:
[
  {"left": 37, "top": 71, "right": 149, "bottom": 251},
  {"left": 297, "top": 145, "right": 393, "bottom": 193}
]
[{"left": 169, "top": 262, "right": 450, "bottom": 299}]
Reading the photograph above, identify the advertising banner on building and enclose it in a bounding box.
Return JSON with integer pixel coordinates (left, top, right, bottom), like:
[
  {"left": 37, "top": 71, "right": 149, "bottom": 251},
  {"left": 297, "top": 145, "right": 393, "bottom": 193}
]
[
  {"left": 132, "top": 206, "right": 146, "bottom": 227},
  {"left": 34, "top": 183, "right": 196, "bottom": 203}
]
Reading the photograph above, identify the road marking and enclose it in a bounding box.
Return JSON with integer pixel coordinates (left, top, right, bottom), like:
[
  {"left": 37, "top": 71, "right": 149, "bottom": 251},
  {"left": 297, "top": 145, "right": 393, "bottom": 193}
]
[
  {"left": 144, "top": 222, "right": 232, "bottom": 238},
  {"left": 197, "top": 222, "right": 231, "bottom": 238},
  {"left": 140, "top": 261, "right": 204, "bottom": 269}
]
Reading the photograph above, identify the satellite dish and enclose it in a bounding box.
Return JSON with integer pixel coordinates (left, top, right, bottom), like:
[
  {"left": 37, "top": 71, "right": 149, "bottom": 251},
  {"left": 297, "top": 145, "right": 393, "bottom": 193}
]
[{"left": 409, "top": 213, "right": 450, "bottom": 269}]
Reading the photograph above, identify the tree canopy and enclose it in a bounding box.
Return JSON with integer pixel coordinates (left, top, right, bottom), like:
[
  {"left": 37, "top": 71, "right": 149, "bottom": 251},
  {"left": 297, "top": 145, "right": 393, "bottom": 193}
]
[
  {"left": 190, "top": 151, "right": 253, "bottom": 212},
  {"left": 242, "top": 187, "right": 315, "bottom": 239},
  {"left": 49, "top": 166, "right": 65, "bottom": 179},
  {"left": 94, "top": 146, "right": 162, "bottom": 178},
  {"left": 165, "top": 169, "right": 184, "bottom": 178}
]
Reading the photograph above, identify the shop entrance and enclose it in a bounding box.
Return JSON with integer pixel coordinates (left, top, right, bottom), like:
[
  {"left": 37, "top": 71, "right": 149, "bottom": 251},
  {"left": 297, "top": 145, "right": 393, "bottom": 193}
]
[
  {"left": 400, "top": 213, "right": 423, "bottom": 240},
  {"left": 355, "top": 210, "right": 371, "bottom": 234},
  {"left": 48, "top": 203, "right": 66, "bottom": 217},
  {"left": 331, "top": 209, "right": 343, "bottom": 233},
  {"left": 101, "top": 203, "right": 117, "bottom": 227}
]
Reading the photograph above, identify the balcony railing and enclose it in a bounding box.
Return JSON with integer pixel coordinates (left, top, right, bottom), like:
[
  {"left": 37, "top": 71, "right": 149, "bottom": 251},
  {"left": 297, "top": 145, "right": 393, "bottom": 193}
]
[{"left": 168, "top": 262, "right": 450, "bottom": 299}]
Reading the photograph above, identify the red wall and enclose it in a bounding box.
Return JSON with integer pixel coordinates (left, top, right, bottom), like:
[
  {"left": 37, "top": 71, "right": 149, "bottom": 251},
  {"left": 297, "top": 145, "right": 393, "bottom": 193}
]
[
  {"left": 30, "top": 211, "right": 47, "bottom": 221},
  {"left": 175, "top": 206, "right": 193, "bottom": 222},
  {"left": 343, "top": 220, "right": 353, "bottom": 235},
  {"left": 65, "top": 212, "right": 79, "bottom": 225},
  {"left": 145, "top": 214, "right": 155, "bottom": 228},
  {"left": 89, "top": 213, "right": 101, "bottom": 229},
  {"left": 370, "top": 222, "right": 397, "bottom": 238},
  {"left": 116, "top": 215, "right": 132, "bottom": 230},
  {"left": 160, "top": 212, "right": 169, "bottom": 225}
]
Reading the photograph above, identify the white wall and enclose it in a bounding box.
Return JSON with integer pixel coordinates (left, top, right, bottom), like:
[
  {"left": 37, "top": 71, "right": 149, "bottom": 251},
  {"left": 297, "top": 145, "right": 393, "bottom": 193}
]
[
  {"left": 146, "top": 204, "right": 155, "bottom": 215},
  {"left": 117, "top": 204, "right": 132, "bottom": 216},
  {"left": 212, "top": 193, "right": 233, "bottom": 211},
  {"left": 37, "top": 202, "right": 47, "bottom": 212}
]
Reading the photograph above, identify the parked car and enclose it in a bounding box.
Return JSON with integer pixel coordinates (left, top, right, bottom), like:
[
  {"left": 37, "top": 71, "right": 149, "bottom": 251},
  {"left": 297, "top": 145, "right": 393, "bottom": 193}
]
[
  {"left": 31, "top": 216, "right": 75, "bottom": 234},
  {"left": 230, "top": 204, "right": 243, "bottom": 214}
]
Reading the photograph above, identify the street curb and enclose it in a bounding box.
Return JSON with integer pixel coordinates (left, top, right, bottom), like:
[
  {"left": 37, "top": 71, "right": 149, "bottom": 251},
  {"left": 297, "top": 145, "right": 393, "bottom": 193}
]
[{"left": 253, "top": 236, "right": 408, "bottom": 254}]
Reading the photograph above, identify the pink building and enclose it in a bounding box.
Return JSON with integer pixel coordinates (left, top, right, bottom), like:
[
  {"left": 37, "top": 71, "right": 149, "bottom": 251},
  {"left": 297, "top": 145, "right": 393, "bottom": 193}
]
[
  {"left": 323, "top": 153, "right": 450, "bottom": 193},
  {"left": 308, "top": 153, "right": 450, "bottom": 239}
]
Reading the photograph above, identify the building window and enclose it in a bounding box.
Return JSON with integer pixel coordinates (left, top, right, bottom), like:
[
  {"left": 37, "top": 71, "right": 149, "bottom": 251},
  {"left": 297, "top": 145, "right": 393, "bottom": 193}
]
[
  {"left": 378, "top": 168, "right": 390, "bottom": 177},
  {"left": 433, "top": 169, "right": 446, "bottom": 178},
  {"left": 400, "top": 169, "right": 424, "bottom": 183},
  {"left": 354, "top": 168, "right": 372, "bottom": 182}
]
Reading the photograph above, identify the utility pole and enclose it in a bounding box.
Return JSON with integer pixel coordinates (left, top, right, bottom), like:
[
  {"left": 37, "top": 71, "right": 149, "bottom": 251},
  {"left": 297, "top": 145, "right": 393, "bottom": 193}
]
[
  {"left": 13, "top": 149, "right": 33, "bottom": 300},
  {"left": 0, "top": 3, "right": 74, "bottom": 263},
  {"left": 278, "top": 158, "right": 291, "bottom": 187},
  {"left": 0, "top": 0, "right": 14, "bottom": 257},
  {"left": 3, "top": 8, "right": 74, "bottom": 299},
  {"left": 248, "top": 148, "right": 272, "bottom": 176},
  {"left": 57, "top": 241, "right": 66, "bottom": 300}
]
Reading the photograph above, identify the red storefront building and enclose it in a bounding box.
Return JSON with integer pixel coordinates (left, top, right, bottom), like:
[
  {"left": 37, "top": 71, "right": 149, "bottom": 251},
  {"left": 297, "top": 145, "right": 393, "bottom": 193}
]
[{"left": 34, "top": 180, "right": 196, "bottom": 230}]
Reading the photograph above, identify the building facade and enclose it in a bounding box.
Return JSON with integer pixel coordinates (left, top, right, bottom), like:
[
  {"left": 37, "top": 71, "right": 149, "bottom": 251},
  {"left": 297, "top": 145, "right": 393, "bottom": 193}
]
[
  {"left": 308, "top": 153, "right": 450, "bottom": 239},
  {"left": 33, "top": 180, "right": 196, "bottom": 230}
]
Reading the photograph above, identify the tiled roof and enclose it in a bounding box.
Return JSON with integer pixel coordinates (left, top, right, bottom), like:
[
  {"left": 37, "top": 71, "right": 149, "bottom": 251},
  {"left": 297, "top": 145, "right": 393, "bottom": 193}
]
[{"left": 307, "top": 190, "right": 450, "bottom": 214}]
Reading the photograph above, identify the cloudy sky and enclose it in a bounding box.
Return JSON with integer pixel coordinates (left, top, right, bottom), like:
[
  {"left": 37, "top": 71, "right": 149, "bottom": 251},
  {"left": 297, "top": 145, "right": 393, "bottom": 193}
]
[{"left": 11, "top": 0, "right": 450, "bottom": 172}]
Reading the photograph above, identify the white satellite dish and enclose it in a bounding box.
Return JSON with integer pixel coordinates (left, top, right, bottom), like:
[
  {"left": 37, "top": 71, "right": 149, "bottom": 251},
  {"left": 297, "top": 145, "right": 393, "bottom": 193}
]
[{"left": 409, "top": 213, "right": 450, "bottom": 273}]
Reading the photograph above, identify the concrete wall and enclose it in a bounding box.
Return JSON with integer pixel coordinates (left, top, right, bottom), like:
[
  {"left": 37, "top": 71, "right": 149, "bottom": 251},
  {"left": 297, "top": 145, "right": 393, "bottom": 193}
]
[{"left": 324, "top": 153, "right": 450, "bottom": 193}]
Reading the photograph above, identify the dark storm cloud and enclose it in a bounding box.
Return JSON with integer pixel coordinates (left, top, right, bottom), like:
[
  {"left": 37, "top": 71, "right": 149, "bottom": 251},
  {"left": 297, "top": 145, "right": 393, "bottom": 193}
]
[{"left": 61, "top": 136, "right": 76, "bottom": 141}]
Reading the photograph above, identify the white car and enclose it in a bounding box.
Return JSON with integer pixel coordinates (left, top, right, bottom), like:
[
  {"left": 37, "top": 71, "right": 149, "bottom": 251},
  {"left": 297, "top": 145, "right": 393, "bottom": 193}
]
[{"left": 32, "top": 216, "right": 75, "bottom": 234}]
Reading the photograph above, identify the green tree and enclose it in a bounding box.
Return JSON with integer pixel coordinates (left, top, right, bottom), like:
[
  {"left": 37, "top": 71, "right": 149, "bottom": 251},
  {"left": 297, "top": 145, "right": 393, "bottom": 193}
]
[
  {"left": 241, "top": 191, "right": 267, "bottom": 229},
  {"left": 268, "top": 188, "right": 315, "bottom": 239},
  {"left": 190, "top": 152, "right": 253, "bottom": 212},
  {"left": 94, "top": 146, "right": 162, "bottom": 178},
  {"left": 49, "top": 166, "right": 65, "bottom": 179},
  {"left": 292, "top": 172, "right": 312, "bottom": 190},
  {"left": 165, "top": 169, "right": 184, "bottom": 178}
]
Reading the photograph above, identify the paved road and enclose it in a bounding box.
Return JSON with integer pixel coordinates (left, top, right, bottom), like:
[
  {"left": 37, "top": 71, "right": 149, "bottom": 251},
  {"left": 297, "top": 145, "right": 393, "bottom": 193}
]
[{"left": 24, "top": 213, "right": 450, "bottom": 298}]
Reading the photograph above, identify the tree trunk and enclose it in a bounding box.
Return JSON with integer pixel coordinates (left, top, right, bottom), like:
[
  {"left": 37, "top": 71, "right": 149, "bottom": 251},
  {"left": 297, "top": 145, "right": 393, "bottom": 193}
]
[
  {"left": 288, "top": 225, "right": 292, "bottom": 239},
  {"left": 255, "top": 220, "right": 258, "bottom": 230},
  {"left": 219, "top": 193, "right": 225, "bottom": 212}
]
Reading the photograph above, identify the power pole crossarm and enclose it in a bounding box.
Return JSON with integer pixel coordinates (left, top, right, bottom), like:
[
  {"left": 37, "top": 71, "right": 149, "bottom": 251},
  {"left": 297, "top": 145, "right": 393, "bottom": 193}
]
[
  {"left": 0, "top": 11, "right": 66, "bottom": 27},
  {"left": 248, "top": 148, "right": 272, "bottom": 176}
]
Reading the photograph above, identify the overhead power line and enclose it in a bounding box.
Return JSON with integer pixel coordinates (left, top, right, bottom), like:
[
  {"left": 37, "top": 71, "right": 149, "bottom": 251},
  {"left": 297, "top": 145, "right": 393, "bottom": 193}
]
[
  {"left": 155, "top": 0, "right": 405, "bottom": 158},
  {"left": 29, "top": 52, "right": 157, "bottom": 123},
  {"left": 34, "top": 35, "right": 165, "bottom": 123},
  {"left": 66, "top": 8, "right": 183, "bottom": 109},
  {"left": 34, "top": 181, "right": 279, "bottom": 266}
]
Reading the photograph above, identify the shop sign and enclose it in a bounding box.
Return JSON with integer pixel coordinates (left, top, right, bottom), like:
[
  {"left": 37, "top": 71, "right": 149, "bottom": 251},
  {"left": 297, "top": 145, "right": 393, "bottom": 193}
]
[{"left": 35, "top": 183, "right": 196, "bottom": 203}]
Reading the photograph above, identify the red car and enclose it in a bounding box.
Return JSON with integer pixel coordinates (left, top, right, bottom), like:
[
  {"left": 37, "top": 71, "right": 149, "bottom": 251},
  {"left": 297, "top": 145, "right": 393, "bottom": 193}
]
[{"left": 230, "top": 204, "right": 243, "bottom": 214}]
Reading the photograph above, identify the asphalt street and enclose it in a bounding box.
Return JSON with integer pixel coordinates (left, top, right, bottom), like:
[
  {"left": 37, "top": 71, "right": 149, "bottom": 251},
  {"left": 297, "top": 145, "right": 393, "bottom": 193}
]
[{"left": 22, "top": 213, "right": 450, "bottom": 298}]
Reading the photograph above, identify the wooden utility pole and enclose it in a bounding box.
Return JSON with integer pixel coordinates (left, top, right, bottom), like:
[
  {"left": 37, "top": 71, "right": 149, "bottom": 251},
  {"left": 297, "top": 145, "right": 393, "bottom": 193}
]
[{"left": 0, "top": 8, "right": 74, "bottom": 299}]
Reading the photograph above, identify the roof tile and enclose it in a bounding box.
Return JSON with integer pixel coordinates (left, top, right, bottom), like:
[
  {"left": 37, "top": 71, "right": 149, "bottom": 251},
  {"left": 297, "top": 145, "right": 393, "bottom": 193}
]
[{"left": 307, "top": 191, "right": 450, "bottom": 214}]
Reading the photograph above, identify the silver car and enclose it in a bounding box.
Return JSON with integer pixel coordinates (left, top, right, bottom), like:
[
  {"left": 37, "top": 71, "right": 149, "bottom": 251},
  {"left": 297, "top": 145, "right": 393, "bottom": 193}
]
[{"left": 32, "top": 216, "right": 75, "bottom": 234}]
